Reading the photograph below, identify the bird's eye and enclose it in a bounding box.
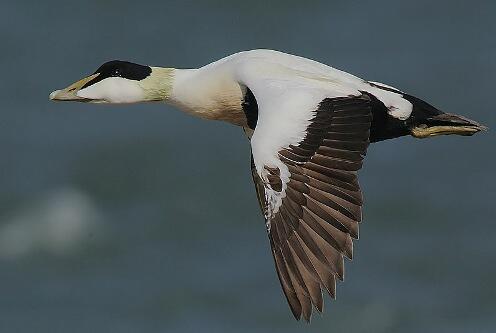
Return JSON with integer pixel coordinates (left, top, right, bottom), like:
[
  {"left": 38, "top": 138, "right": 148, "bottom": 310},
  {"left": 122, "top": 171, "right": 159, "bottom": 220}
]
[{"left": 113, "top": 69, "right": 120, "bottom": 76}]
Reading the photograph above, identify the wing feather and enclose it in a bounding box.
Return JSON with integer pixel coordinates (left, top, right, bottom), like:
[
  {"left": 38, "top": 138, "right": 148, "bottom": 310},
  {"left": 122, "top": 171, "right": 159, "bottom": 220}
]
[{"left": 249, "top": 94, "right": 371, "bottom": 321}]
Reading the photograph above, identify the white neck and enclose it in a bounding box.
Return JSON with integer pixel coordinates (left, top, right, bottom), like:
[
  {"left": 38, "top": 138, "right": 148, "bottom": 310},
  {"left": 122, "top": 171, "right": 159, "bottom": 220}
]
[{"left": 167, "top": 68, "right": 247, "bottom": 126}]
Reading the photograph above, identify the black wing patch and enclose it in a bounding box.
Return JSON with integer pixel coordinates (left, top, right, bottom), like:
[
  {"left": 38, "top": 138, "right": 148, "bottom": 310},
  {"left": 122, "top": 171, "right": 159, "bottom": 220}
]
[
  {"left": 243, "top": 87, "right": 259, "bottom": 130},
  {"left": 251, "top": 95, "right": 372, "bottom": 321}
]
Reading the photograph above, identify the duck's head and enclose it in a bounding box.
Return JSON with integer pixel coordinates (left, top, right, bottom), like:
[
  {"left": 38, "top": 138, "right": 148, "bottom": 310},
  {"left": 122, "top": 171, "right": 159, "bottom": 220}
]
[{"left": 49, "top": 60, "right": 173, "bottom": 103}]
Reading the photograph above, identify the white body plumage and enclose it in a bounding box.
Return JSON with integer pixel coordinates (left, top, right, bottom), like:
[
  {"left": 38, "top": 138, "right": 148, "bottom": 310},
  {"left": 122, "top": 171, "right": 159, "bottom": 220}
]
[{"left": 49, "top": 49, "right": 484, "bottom": 322}]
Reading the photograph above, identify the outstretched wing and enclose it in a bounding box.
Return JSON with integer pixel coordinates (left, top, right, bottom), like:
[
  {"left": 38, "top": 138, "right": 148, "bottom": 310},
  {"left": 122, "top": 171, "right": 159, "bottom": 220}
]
[{"left": 248, "top": 86, "right": 372, "bottom": 321}]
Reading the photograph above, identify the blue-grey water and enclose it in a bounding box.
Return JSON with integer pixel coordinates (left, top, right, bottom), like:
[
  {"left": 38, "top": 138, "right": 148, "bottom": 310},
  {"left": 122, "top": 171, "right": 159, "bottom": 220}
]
[{"left": 0, "top": 1, "right": 495, "bottom": 332}]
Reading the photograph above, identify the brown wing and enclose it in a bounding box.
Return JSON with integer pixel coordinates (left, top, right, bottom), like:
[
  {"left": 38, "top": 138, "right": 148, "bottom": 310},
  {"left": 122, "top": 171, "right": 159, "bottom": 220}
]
[{"left": 251, "top": 95, "right": 372, "bottom": 321}]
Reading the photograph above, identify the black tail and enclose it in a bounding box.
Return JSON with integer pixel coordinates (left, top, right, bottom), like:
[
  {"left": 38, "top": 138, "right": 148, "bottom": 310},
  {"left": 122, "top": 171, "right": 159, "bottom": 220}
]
[{"left": 364, "top": 90, "right": 485, "bottom": 142}]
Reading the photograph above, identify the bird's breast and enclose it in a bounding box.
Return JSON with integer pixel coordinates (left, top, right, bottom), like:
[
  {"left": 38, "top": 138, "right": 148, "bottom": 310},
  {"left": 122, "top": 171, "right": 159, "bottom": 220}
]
[{"left": 171, "top": 70, "right": 248, "bottom": 127}]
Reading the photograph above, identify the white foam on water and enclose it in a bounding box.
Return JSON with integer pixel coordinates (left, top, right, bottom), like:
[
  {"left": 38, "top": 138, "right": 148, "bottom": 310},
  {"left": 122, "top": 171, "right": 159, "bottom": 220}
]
[{"left": 0, "top": 188, "right": 103, "bottom": 259}]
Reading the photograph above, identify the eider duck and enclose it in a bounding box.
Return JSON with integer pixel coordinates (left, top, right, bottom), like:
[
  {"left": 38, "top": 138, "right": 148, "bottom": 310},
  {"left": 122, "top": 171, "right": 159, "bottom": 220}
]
[{"left": 50, "top": 49, "right": 485, "bottom": 322}]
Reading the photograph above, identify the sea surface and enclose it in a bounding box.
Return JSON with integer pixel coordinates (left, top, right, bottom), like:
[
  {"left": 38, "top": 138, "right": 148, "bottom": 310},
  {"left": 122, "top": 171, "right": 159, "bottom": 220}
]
[{"left": 0, "top": 1, "right": 495, "bottom": 332}]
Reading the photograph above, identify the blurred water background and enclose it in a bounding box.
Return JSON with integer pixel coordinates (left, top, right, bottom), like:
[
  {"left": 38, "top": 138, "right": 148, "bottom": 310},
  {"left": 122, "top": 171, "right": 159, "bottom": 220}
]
[{"left": 0, "top": 1, "right": 495, "bottom": 332}]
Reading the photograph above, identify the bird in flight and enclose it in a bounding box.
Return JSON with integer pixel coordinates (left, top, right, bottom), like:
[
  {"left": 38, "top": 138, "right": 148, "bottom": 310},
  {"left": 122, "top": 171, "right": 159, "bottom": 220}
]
[{"left": 50, "top": 49, "right": 485, "bottom": 321}]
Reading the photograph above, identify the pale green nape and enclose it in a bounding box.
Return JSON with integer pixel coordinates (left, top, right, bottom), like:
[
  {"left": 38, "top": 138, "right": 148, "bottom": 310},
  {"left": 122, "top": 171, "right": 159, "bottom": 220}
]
[{"left": 138, "top": 67, "right": 175, "bottom": 101}]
